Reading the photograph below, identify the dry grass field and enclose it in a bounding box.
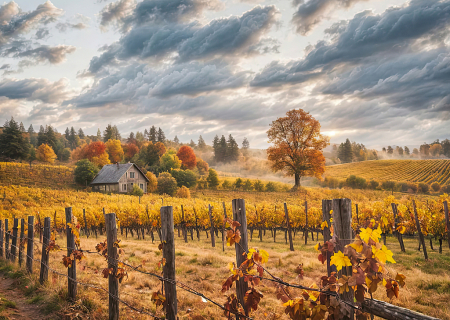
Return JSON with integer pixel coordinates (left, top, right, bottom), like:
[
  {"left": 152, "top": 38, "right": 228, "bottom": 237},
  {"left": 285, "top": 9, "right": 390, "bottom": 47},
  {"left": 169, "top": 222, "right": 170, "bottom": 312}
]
[{"left": 1, "top": 228, "right": 449, "bottom": 320}]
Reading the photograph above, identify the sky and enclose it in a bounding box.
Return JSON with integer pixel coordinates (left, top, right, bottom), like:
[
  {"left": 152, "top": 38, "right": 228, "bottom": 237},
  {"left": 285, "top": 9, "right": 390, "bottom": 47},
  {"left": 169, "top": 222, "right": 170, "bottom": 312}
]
[{"left": 0, "top": 0, "right": 449, "bottom": 149}]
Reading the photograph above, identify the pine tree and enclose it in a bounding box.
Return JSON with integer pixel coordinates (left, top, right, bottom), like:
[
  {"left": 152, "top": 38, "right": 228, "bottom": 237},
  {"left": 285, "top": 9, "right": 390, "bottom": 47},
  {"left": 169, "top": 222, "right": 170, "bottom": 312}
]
[
  {"left": 69, "top": 127, "right": 77, "bottom": 149},
  {"left": 174, "top": 136, "right": 179, "bottom": 144},
  {"left": 404, "top": 146, "right": 410, "bottom": 155},
  {"left": 78, "top": 128, "right": 85, "bottom": 139},
  {"left": 45, "top": 126, "right": 57, "bottom": 151},
  {"left": 112, "top": 125, "right": 121, "bottom": 140},
  {"left": 28, "top": 124, "right": 37, "bottom": 146},
  {"left": 218, "top": 135, "right": 227, "bottom": 162},
  {"left": 242, "top": 137, "right": 249, "bottom": 149},
  {"left": 0, "top": 117, "right": 29, "bottom": 159},
  {"left": 103, "top": 124, "right": 114, "bottom": 142},
  {"left": 65, "top": 127, "right": 70, "bottom": 140},
  {"left": 227, "top": 134, "right": 239, "bottom": 162},
  {"left": 19, "top": 122, "right": 25, "bottom": 132},
  {"left": 96, "top": 129, "right": 102, "bottom": 141},
  {"left": 136, "top": 131, "right": 144, "bottom": 142},
  {"left": 149, "top": 126, "right": 157, "bottom": 143},
  {"left": 198, "top": 135, "right": 206, "bottom": 150},
  {"left": 144, "top": 129, "right": 149, "bottom": 140},
  {"left": 127, "top": 132, "right": 136, "bottom": 144},
  {"left": 37, "top": 125, "right": 45, "bottom": 146},
  {"left": 157, "top": 127, "right": 165, "bottom": 143},
  {"left": 189, "top": 139, "right": 196, "bottom": 148}
]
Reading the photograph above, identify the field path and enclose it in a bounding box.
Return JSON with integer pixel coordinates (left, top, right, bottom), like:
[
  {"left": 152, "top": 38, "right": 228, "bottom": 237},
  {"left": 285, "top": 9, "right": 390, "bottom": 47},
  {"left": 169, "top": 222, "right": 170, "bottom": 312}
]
[{"left": 0, "top": 273, "right": 46, "bottom": 320}]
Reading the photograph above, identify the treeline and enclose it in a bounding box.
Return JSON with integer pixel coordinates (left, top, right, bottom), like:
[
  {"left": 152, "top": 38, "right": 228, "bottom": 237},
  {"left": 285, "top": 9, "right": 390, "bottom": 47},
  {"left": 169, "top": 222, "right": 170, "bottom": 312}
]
[
  {"left": 319, "top": 175, "right": 449, "bottom": 194},
  {"left": 329, "top": 139, "right": 378, "bottom": 164},
  {"left": 382, "top": 139, "right": 450, "bottom": 158}
]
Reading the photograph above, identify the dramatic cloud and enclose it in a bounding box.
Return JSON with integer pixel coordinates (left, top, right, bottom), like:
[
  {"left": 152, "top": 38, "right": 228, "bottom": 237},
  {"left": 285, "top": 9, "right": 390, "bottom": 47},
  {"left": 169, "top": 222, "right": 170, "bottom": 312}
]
[
  {"left": 252, "top": 0, "right": 450, "bottom": 87},
  {"left": 292, "top": 0, "right": 367, "bottom": 35},
  {"left": 15, "top": 45, "right": 76, "bottom": 64},
  {"left": 71, "top": 61, "right": 251, "bottom": 107},
  {"left": 89, "top": 5, "right": 278, "bottom": 73},
  {"left": 99, "top": 0, "right": 136, "bottom": 30},
  {"left": 0, "top": 78, "right": 71, "bottom": 103}
]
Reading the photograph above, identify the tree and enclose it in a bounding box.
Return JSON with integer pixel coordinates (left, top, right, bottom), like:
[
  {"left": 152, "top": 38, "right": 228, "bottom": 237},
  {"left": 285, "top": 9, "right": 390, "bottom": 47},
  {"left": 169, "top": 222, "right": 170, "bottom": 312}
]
[
  {"left": 157, "top": 127, "right": 165, "bottom": 143},
  {"left": 253, "top": 180, "right": 264, "bottom": 192},
  {"left": 419, "top": 143, "right": 430, "bottom": 156},
  {"left": 146, "top": 172, "right": 158, "bottom": 193},
  {"left": 65, "top": 127, "right": 70, "bottom": 140},
  {"left": 206, "top": 169, "right": 219, "bottom": 189},
  {"left": 404, "top": 146, "right": 410, "bottom": 156},
  {"left": 78, "top": 128, "right": 85, "bottom": 139},
  {"left": 59, "top": 148, "right": 71, "bottom": 162},
  {"left": 68, "top": 127, "right": 77, "bottom": 149},
  {"left": 242, "top": 137, "right": 250, "bottom": 150},
  {"left": 106, "top": 139, "right": 124, "bottom": 163},
  {"left": 265, "top": 182, "right": 277, "bottom": 192},
  {"left": 171, "top": 169, "right": 197, "bottom": 188},
  {"left": 149, "top": 126, "right": 157, "bottom": 143},
  {"left": 196, "top": 159, "right": 209, "bottom": 175},
  {"left": 430, "top": 144, "right": 442, "bottom": 157},
  {"left": 38, "top": 125, "right": 57, "bottom": 151},
  {"left": 227, "top": 134, "right": 239, "bottom": 162},
  {"left": 173, "top": 136, "right": 179, "bottom": 144},
  {"left": 28, "top": 124, "right": 37, "bottom": 146},
  {"left": 129, "top": 184, "right": 144, "bottom": 196},
  {"left": 233, "top": 178, "right": 243, "bottom": 190},
  {"left": 222, "top": 180, "right": 231, "bottom": 189},
  {"left": 413, "top": 148, "right": 419, "bottom": 156},
  {"left": 176, "top": 186, "right": 190, "bottom": 198},
  {"left": 127, "top": 132, "right": 136, "bottom": 144},
  {"left": 159, "top": 150, "right": 182, "bottom": 172},
  {"left": 177, "top": 146, "right": 197, "bottom": 170},
  {"left": 74, "top": 159, "right": 99, "bottom": 186},
  {"left": 157, "top": 172, "right": 177, "bottom": 196},
  {"left": 397, "top": 147, "right": 403, "bottom": 156},
  {"left": 135, "top": 131, "right": 144, "bottom": 143},
  {"left": 267, "top": 109, "right": 329, "bottom": 188},
  {"left": 0, "top": 117, "right": 29, "bottom": 160},
  {"left": 338, "top": 139, "right": 352, "bottom": 163},
  {"left": 124, "top": 143, "right": 139, "bottom": 162},
  {"left": 381, "top": 181, "right": 396, "bottom": 194},
  {"left": 387, "top": 146, "right": 394, "bottom": 155},
  {"left": 189, "top": 139, "right": 196, "bottom": 148},
  {"left": 198, "top": 135, "right": 206, "bottom": 150},
  {"left": 96, "top": 129, "right": 102, "bottom": 141},
  {"left": 19, "top": 122, "right": 25, "bottom": 132},
  {"left": 243, "top": 179, "right": 253, "bottom": 191},
  {"left": 431, "top": 182, "right": 440, "bottom": 192},
  {"left": 103, "top": 124, "right": 114, "bottom": 142}
]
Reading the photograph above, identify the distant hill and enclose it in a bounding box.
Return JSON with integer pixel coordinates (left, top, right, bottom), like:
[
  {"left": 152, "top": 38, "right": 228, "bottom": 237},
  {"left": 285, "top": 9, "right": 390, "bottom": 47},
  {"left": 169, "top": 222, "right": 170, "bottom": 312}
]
[{"left": 324, "top": 159, "right": 450, "bottom": 185}]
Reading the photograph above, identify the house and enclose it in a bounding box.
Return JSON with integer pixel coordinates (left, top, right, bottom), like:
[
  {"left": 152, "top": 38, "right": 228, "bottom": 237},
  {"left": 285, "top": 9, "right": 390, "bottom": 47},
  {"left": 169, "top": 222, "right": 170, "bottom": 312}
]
[{"left": 90, "top": 163, "right": 149, "bottom": 193}]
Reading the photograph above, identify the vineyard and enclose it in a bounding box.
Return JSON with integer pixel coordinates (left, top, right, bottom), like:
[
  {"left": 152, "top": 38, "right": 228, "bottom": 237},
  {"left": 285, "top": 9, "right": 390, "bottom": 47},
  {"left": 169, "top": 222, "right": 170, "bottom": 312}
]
[
  {"left": 0, "top": 162, "right": 76, "bottom": 189},
  {"left": 324, "top": 159, "right": 450, "bottom": 185}
]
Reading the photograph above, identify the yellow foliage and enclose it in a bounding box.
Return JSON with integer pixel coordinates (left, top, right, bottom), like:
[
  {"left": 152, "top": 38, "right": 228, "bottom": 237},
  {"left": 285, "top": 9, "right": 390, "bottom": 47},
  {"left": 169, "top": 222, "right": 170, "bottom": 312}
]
[{"left": 37, "top": 144, "right": 57, "bottom": 164}]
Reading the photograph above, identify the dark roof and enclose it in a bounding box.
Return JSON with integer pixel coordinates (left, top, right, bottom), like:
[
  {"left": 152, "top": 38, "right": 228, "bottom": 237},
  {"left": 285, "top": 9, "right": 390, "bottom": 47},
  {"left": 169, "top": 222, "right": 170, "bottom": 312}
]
[{"left": 90, "top": 163, "right": 149, "bottom": 185}]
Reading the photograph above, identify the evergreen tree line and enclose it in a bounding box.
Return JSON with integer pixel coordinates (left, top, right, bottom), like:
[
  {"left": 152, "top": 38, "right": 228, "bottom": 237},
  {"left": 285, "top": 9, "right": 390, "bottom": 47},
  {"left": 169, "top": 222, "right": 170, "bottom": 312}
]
[
  {"left": 212, "top": 134, "right": 249, "bottom": 163},
  {"left": 334, "top": 138, "right": 378, "bottom": 163}
]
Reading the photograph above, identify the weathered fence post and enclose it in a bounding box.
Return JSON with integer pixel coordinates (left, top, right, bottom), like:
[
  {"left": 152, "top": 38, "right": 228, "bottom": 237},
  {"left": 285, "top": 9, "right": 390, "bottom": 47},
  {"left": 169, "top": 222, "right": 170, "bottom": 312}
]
[
  {"left": 39, "top": 217, "right": 51, "bottom": 284},
  {"left": 181, "top": 205, "right": 187, "bottom": 243},
  {"left": 26, "top": 216, "right": 34, "bottom": 273},
  {"left": 19, "top": 219, "right": 24, "bottom": 266},
  {"left": 322, "top": 200, "right": 336, "bottom": 277},
  {"left": 208, "top": 205, "right": 215, "bottom": 248},
  {"left": 66, "top": 207, "right": 77, "bottom": 301},
  {"left": 412, "top": 200, "right": 428, "bottom": 260},
  {"left": 332, "top": 198, "right": 354, "bottom": 320},
  {"left": 11, "top": 218, "right": 18, "bottom": 262},
  {"left": 356, "top": 203, "right": 359, "bottom": 225},
  {"left": 160, "top": 206, "right": 177, "bottom": 320},
  {"left": 83, "top": 209, "right": 89, "bottom": 238},
  {"left": 304, "top": 201, "right": 308, "bottom": 245},
  {"left": 444, "top": 201, "right": 450, "bottom": 250},
  {"left": 391, "top": 203, "right": 405, "bottom": 252},
  {"left": 105, "top": 213, "right": 119, "bottom": 320},
  {"left": 0, "top": 220, "right": 3, "bottom": 258},
  {"left": 5, "top": 219, "right": 9, "bottom": 259},
  {"left": 284, "top": 203, "right": 294, "bottom": 251},
  {"left": 232, "top": 199, "right": 249, "bottom": 316}
]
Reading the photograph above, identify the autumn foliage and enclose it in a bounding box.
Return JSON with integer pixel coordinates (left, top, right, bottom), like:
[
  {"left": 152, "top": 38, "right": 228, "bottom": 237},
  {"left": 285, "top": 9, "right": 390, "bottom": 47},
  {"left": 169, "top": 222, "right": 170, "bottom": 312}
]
[
  {"left": 106, "top": 139, "right": 124, "bottom": 163},
  {"left": 267, "top": 109, "right": 329, "bottom": 188},
  {"left": 124, "top": 143, "right": 139, "bottom": 161},
  {"left": 37, "top": 144, "right": 57, "bottom": 164},
  {"left": 177, "top": 146, "right": 197, "bottom": 169}
]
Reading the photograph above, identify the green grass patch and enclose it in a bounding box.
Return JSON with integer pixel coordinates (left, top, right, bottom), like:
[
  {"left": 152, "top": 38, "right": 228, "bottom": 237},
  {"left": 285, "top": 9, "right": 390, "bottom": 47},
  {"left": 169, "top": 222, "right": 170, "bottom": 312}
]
[{"left": 27, "top": 295, "right": 44, "bottom": 304}]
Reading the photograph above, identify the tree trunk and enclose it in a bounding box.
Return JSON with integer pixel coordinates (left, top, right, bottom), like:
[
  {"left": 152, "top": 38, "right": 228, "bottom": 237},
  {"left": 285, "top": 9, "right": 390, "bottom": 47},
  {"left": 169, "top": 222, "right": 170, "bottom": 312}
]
[{"left": 294, "top": 174, "right": 301, "bottom": 188}]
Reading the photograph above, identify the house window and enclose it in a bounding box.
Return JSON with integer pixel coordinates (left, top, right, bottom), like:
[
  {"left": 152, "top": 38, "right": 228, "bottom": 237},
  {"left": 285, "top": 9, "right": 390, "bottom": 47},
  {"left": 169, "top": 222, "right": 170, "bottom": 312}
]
[
  {"left": 140, "top": 184, "right": 144, "bottom": 190},
  {"left": 122, "top": 184, "right": 127, "bottom": 191},
  {"left": 125, "top": 172, "right": 127, "bottom": 178},
  {"left": 130, "top": 172, "right": 135, "bottom": 178}
]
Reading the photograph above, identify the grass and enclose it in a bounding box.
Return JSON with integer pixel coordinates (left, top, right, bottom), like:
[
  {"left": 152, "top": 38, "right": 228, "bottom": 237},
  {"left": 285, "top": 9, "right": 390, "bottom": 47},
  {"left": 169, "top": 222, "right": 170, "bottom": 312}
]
[
  {"left": 0, "top": 229, "right": 446, "bottom": 320},
  {"left": 325, "top": 159, "right": 450, "bottom": 185}
]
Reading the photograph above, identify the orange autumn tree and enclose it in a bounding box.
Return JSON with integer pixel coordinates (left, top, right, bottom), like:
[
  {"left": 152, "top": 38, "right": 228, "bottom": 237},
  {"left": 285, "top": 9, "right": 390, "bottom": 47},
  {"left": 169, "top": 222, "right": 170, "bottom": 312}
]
[
  {"left": 37, "top": 144, "right": 57, "bottom": 164},
  {"left": 267, "top": 109, "right": 329, "bottom": 189},
  {"left": 106, "top": 139, "right": 124, "bottom": 163},
  {"left": 177, "top": 145, "right": 197, "bottom": 169},
  {"left": 84, "top": 141, "right": 110, "bottom": 167}
]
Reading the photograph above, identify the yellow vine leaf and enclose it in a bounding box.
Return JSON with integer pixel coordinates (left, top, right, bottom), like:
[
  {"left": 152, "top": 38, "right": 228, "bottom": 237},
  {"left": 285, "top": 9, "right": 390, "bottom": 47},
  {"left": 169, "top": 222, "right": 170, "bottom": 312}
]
[
  {"left": 320, "top": 221, "right": 328, "bottom": 230},
  {"left": 330, "top": 251, "right": 352, "bottom": 271},
  {"left": 372, "top": 245, "right": 396, "bottom": 264}
]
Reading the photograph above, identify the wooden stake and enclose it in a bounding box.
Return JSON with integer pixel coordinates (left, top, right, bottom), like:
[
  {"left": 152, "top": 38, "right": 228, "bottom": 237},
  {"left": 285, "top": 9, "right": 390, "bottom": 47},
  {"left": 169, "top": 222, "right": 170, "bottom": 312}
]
[
  {"left": 391, "top": 203, "right": 405, "bottom": 252},
  {"left": 284, "top": 203, "right": 294, "bottom": 251},
  {"left": 0, "top": 220, "right": 3, "bottom": 258},
  {"left": 208, "top": 205, "right": 215, "bottom": 247},
  {"left": 26, "top": 216, "right": 34, "bottom": 274},
  {"left": 66, "top": 207, "right": 77, "bottom": 301},
  {"left": 222, "top": 202, "right": 227, "bottom": 252},
  {"left": 322, "top": 200, "right": 336, "bottom": 277},
  {"left": 444, "top": 201, "right": 450, "bottom": 250},
  {"left": 412, "top": 200, "right": 428, "bottom": 260},
  {"left": 39, "top": 217, "right": 50, "bottom": 284},
  {"left": 19, "top": 219, "right": 24, "bottom": 266},
  {"left": 160, "top": 206, "right": 177, "bottom": 319},
  {"left": 105, "top": 213, "right": 119, "bottom": 320},
  {"left": 304, "top": 201, "right": 308, "bottom": 245},
  {"left": 11, "top": 218, "right": 18, "bottom": 262},
  {"left": 5, "top": 219, "right": 9, "bottom": 259}
]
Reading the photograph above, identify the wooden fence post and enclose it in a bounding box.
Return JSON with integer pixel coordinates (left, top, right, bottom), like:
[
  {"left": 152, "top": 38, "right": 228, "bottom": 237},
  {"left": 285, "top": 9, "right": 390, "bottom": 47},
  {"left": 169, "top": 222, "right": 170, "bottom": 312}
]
[
  {"left": 83, "top": 209, "right": 89, "bottom": 238},
  {"left": 105, "top": 213, "right": 119, "bottom": 320},
  {"left": 66, "top": 207, "right": 77, "bottom": 301},
  {"left": 356, "top": 203, "right": 359, "bottom": 225},
  {"left": 412, "top": 200, "right": 428, "bottom": 260},
  {"left": 5, "top": 219, "right": 9, "bottom": 259},
  {"left": 39, "top": 217, "right": 50, "bottom": 284},
  {"left": 232, "top": 199, "right": 249, "bottom": 317},
  {"left": 284, "top": 203, "right": 294, "bottom": 251},
  {"left": 391, "top": 203, "right": 405, "bottom": 252},
  {"left": 0, "top": 220, "right": 3, "bottom": 258},
  {"left": 26, "top": 216, "right": 34, "bottom": 274},
  {"left": 444, "top": 201, "right": 450, "bottom": 250},
  {"left": 160, "top": 206, "right": 177, "bottom": 320},
  {"left": 19, "top": 219, "right": 24, "bottom": 266},
  {"left": 304, "top": 201, "right": 308, "bottom": 245},
  {"left": 208, "top": 205, "right": 215, "bottom": 248},
  {"left": 11, "top": 218, "right": 18, "bottom": 262},
  {"left": 181, "top": 205, "right": 187, "bottom": 243},
  {"left": 332, "top": 198, "right": 354, "bottom": 320},
  {"left": 322, "top": 200, "right": 336, "bottom": 277}
]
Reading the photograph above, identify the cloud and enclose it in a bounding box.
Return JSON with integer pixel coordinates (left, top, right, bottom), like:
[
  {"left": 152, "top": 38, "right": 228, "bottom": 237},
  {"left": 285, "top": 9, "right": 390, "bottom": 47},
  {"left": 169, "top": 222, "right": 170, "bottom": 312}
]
[
  {"left": 71, "top": 61, "right": 251, "bottom": 107},
  {"left": 99, "top": 0, "right": 136, "bottom": 30},
  {"left": 252, "top": 0, "right": 450, "bottom": 87},
  {"left": 89, "top": 5, "right": 278, "bottom": 73},
  {"left": 35, "top": 28, "right": 50, "bottom": 39},
  {"left": 292, "top": 0, "right": 367, "bottom": 35},
  {"left": 0, "top": 1, "right": 64, "bottom": 47},
  {"left": 0, "top": 78, "right": 71, "bottom": 103},
  {"left": 56, "top": 22, "right": 88, "bottom": 32},
  {"left": 14, "top": 45, "right": 76, "bottom": 64}
]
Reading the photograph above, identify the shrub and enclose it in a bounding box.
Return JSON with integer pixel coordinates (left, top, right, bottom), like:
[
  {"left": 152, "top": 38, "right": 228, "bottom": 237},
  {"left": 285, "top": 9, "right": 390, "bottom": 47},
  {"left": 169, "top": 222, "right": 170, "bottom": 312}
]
[
  {"left": 196, "top": 159, "right": 209, "bottom": 175},
  {"left": 253, "top": 180, "right": 264, "bottom": 192},
  {"left": 368, "top": 180, "right": 379, "bottom": 190},
  {"left": 345, "top": 175, "right": 367, "bottom": 189},
  {"left": 171, "top": 169, "right": 197, "bottom": 188},
  {"left": 407, "top": 183, "right": 418, "bottom": 193},
  {"left": 265, "top": 182, "right": 277, "bottom": 192},
  {"left": 222, "top": 180, "right": 231, "bottom": 190},
  {"left": 157, "top": 172, "right": 178, "bottom": 196},
  {"left": 74, "top": 159, "right": 99, "bottom": 186},
  {"left": 176, "top": 186, "right": 191, "bottom": 198},
  {"left": 129, "top": 184, "right": 144, "bottom": 196},
  {"left": 441, "top": 184, "right": 450, "bottom": 194},
  {"left": 146, "top": 172, "right": 158, "bottom": 193},
  {"left": 233, "top": 178, "right": 243, "bottom": 190},
  {"left": 418, "top": 182, "right": 429, "bottom": 194},
  {"left": 431, "top": 182, "right": 440, "bottom": 192},
  {"left": 206, "top": 169, "right": 219, "bottom": 189},
  {"left": 381, "top": 181, "right": 396, "bottom": 192},
  {"left": 242, "top": 179, "right": 253, "bottom": 191}
]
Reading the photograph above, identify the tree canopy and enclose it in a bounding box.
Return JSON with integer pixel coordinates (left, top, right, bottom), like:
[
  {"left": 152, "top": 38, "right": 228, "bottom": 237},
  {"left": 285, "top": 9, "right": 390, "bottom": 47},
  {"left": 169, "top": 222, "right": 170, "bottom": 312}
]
[{"left": 0, "top": 117, "right": 29, "bottom": 160}]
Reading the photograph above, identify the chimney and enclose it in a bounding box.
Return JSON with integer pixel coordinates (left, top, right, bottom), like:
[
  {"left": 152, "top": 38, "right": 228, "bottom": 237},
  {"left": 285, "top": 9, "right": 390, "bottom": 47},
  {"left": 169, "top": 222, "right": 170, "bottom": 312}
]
[{"left": 116, "top": 162, "right": 119, "bottom": 169}]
